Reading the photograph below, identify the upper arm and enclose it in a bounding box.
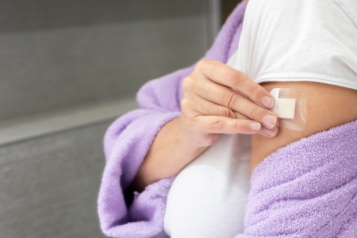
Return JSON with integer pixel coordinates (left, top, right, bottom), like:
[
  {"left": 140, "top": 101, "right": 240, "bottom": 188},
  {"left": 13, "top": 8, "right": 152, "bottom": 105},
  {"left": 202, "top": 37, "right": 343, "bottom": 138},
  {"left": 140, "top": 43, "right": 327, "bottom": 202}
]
[{"left": 251, "top": 81, "right": 357, "bottom": 170}]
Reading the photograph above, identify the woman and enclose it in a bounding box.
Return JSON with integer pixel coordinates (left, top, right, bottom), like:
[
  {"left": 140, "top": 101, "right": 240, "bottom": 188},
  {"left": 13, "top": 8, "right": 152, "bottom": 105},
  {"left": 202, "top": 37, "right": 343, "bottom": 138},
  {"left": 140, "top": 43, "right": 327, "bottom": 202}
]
[{"left": 98, "top": 0, "right": 357, "bottom": 237}]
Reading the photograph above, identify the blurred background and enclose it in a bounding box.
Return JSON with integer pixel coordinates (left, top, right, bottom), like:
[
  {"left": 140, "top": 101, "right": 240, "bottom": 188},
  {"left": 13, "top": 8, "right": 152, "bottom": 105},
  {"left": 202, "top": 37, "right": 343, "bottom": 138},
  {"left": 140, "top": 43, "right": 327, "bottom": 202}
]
[{"left": 0, "top": 0, "right": 241, "bottom": 237}]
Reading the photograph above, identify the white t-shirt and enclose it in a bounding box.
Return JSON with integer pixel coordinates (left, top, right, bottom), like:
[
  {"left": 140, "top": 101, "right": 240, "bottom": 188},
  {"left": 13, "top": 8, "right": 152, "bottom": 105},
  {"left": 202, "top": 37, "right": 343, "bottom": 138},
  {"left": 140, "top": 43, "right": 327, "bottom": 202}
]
[{"left": 164, "top": 0, "right": 357, "bottom": 237}]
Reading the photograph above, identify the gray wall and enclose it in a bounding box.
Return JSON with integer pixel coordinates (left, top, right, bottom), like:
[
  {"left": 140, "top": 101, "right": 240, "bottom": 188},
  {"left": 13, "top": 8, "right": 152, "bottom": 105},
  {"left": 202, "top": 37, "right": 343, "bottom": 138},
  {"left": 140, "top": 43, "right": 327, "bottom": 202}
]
[
  {"left": 0, "top": 121, "right": 110, "bottom": 238},
  {"left": 0, "top": 0, "right": 209, "bottom": 121}
]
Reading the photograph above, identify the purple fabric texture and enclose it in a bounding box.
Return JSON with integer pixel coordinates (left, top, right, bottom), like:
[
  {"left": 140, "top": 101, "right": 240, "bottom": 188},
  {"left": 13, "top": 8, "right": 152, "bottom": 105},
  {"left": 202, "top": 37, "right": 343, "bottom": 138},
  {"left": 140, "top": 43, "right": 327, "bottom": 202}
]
[
  {"left": 237, "top": 120, "right": 357, "bottom": 238},
  {"left": 98, "top": 2, "right": 247, "bottom": 238}
]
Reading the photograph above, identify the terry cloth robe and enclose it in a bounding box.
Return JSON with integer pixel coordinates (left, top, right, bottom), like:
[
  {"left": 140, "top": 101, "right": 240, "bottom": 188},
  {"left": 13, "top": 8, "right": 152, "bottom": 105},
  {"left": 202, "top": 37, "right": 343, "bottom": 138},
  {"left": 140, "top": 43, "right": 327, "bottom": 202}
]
[{"left": 237, "top": 120, "right": 357, "bottom": 238}]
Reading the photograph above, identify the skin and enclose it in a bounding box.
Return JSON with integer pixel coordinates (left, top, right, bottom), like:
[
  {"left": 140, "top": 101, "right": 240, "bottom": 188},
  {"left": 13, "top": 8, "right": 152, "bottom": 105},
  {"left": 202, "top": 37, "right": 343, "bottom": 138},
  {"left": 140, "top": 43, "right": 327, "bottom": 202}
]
[{"left": 251, "top": 81, "right": 357, "bottom": 170}]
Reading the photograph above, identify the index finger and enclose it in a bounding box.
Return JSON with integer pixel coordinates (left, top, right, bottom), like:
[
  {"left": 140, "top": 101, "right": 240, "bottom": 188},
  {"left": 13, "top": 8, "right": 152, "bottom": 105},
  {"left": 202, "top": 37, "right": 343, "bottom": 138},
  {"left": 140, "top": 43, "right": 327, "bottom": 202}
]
[{"left": 200, "top": 60, "right": 274, "bottom": 109}]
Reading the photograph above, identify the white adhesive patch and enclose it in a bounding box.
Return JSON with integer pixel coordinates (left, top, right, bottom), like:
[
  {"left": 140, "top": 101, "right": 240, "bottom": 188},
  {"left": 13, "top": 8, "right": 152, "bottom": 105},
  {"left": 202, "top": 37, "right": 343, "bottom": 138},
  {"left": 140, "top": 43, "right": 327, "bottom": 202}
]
[
  {"left": 275, "top": 98, "right": 296, "bottom": 119},
  {"left": 270, "top": 88, "right": 306, "bottom": 131}
]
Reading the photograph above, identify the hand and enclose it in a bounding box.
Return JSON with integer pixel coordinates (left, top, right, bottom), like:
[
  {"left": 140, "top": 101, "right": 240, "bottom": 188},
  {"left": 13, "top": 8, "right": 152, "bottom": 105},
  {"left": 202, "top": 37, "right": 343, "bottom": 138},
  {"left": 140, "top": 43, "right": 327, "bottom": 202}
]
[
  {"left": 180, "top": 60, "right": 279, "bottom": 148},
  {"left": 131, "top": 60, "right": 279, "bottom": 191}
]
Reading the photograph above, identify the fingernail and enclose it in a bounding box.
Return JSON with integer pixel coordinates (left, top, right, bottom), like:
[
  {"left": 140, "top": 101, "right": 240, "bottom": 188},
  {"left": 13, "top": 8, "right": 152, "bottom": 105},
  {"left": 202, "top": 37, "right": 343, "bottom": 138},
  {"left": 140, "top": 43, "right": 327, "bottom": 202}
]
[
  {"left": 262, "top": 96, "right": 274, "bottom": 108},
  {"left": 263, "top": 115, "right": 276, "bottom": 129},
  {"left": 263, "top": 127, "right": 278, "bottom": 137},
  {"left": 251, "top": 122, "right": 261, "bottom": 130}
]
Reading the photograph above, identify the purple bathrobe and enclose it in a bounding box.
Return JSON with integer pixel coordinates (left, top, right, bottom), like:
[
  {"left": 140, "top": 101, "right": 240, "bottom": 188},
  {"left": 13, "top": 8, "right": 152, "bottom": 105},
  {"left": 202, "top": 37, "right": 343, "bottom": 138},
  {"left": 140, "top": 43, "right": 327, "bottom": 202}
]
[
  {"left": 97, "top": 2, "right": 248, "bottom": 238},
  {"left": 237, "top": 120, "right": 357, "bottom": 237}
]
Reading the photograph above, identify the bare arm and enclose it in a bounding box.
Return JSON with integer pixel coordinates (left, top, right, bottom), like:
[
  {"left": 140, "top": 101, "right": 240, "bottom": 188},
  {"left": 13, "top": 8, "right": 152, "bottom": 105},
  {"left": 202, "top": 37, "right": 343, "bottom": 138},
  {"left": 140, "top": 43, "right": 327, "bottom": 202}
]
[{"left": 251, "top": 81, "right": 357, "bottom": 170}]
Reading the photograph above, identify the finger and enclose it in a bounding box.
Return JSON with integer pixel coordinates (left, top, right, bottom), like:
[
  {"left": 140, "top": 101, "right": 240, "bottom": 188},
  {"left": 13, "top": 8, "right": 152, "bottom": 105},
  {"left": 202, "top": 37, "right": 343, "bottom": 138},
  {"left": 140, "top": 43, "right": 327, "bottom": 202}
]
[
  {"left": 258, "top": 126, "right": 279, "bottom": 138},
  {"left": 197, "top": 60, "right": 274, "bottom": 108},
  {"left": 194, "top": 80, "right": 278, "bottom": 129},
  {"left": 191, "top": 115, "right": 261, "bottom": 134},
  {"left": 183, "top": 93, "right": 249, "bottom": 120}
]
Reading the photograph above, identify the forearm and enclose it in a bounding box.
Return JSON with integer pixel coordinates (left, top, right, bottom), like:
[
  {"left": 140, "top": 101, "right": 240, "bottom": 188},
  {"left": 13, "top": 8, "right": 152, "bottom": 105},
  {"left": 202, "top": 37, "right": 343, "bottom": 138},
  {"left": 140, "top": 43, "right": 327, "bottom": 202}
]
[{"left": 131, "top": 117, "right": 208, "bottom": 192}]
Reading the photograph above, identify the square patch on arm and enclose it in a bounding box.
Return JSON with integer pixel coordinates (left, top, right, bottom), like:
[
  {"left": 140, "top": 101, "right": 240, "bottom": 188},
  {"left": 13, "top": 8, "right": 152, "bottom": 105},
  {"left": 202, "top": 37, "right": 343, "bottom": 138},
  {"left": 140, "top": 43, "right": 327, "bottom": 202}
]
[{"left": 276, "top": 98, "right": 296, "bottom": 119}]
